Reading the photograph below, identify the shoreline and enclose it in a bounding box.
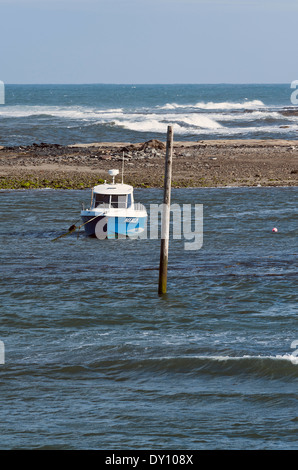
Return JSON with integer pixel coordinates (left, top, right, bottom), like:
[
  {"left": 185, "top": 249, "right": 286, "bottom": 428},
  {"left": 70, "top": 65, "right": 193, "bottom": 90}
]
[{"left": 0, "top": 138, "right": 297, "bottom": 189}]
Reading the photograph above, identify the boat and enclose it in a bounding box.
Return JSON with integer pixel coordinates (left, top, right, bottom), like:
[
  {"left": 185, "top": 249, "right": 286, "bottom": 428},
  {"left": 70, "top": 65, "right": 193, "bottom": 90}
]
[{"left": 80, "top": 169, "right": 147, "bottom": 238}]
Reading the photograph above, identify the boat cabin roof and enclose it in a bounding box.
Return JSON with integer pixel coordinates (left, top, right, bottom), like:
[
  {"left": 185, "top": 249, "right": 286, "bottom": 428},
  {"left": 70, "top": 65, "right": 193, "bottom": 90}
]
[{"left": 93, "top": 183, "right": 133, "bottom": 195}]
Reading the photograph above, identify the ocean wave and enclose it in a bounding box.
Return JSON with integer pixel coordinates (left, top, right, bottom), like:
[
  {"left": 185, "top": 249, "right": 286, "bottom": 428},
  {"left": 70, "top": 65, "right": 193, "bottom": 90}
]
[
  {"left": 110, "top": 120, "right": 297, "bottom": 136},
  {"left": 6, "top": 354, "right": 298, "bottom": 379},
  {"left": 101, "top": 354, "right": 298, "bottom": 380},
  {"left": 1, "top": 103, "right": 296, "bottom": 139},
  {"left": 212, "top": 110, "right": 285, "bottom": 122},
  {"left": 113, "top": 118, "right": 173, "bottom": 134},
  {"left": 159, "top": 99, "right": 265, "bottom": 111},
  {"left": 0, "top": 106, "right": 222, "bottom": 130},
  {"left": 112, "top": 113, "right": 223, "bottom": 133},
  {"left": 179, "top": 114, "right": 223, "bottom": 129},
  {"left": 0, "top": 102, "right": 266, "bottom": 121},
  {"left": 0, "top": 105, "right": 124, "bottom": 119},
  {"left": 196, "top": 123, "right": 298, "bottom": 136}
]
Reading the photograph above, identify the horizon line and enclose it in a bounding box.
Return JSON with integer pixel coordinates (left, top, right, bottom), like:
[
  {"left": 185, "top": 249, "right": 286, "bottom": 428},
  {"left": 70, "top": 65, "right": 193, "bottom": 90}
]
[{"left": 3, "top": 82, "right": 293, "bottom": 86}]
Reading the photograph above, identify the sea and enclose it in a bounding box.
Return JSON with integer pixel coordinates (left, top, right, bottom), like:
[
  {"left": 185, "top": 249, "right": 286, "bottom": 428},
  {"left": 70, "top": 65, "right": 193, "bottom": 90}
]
[
  {"left": 0, "top": 83, "right": 297, "bottom": 146},
  {"left": 0, "top": 84, "right": 298, "bottom": 451}
]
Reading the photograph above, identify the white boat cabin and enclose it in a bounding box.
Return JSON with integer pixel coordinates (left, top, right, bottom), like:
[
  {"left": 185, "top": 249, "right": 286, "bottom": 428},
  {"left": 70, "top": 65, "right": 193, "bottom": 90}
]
[{"left": 92, "top": 183, "right": 134, "bottom": 210}]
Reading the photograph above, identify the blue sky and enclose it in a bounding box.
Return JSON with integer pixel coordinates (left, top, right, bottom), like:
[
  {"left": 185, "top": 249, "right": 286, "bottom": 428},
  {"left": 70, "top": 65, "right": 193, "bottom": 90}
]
[{"left": 0, "top": 0, "right": 297, "bottom": 84}]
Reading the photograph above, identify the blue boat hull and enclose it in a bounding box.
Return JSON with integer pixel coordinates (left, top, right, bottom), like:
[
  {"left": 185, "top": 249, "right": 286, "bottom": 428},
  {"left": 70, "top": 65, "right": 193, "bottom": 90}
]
[
  {"left": 81, "top": 215, "right": 106, "bottom": 237},
  {"left": 81, "top": 215, "right": 146, "bottom": 238}
]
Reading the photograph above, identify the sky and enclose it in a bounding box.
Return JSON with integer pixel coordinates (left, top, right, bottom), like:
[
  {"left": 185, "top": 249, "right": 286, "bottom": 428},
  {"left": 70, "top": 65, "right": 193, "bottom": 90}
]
[{"left": 0, "top": 0, "right": 297, "bottom": 84}]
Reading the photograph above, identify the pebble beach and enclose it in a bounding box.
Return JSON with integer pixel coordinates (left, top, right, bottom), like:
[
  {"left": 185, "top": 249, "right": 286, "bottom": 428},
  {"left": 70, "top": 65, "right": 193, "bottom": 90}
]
[{"left": 0, "top": 138, "right": 297, "bottom": 189}]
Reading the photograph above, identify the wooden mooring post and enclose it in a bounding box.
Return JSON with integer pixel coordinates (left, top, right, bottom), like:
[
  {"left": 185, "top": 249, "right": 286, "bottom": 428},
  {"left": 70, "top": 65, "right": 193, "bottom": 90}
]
[{"left": 158, "top": 125, "right": 173, "bottom": 295}]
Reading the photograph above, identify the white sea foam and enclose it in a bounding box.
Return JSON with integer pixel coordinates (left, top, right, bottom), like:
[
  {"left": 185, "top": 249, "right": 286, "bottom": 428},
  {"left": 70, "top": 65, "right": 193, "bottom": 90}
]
[
  {"left": 179, "top": 114, "right": 223, "bottom": 129},
  {"left": 213, "top": 123, "right": 298, "bottom": 136},
  {"left": 159, "top": 99, "right": 265, "bottom": 111},
  {"left": 0, "top": 105, "right": 124, "bottom": 119},
  {"left": 212, "top": 111, "right": 284, "bottom": 122},
  {"left": 113, "top": 119, "right": 297, "bottom": 136},
  {"left": 161, "top": 354, "right": 298, "bottom": 365},
  {"left": 112, "top": 112, "right": 223, "bottom": 134},
  {"left": 210, "top": 354, "right": 298, "bottom": 365},
  {"left": 0, "top": 103, "right": 295, "bottom": 137},
  {"left": 113, "top": 118, "right": 171, "bottom": 134}
]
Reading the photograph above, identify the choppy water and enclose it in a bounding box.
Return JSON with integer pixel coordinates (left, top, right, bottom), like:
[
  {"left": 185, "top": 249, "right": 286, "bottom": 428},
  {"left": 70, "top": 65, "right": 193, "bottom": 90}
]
[
  {"left": 0, "top": 84, "right": 297, "bottom": 146},
  {"left": 0, "top": 187, "right": 297, "bottom": 449}
]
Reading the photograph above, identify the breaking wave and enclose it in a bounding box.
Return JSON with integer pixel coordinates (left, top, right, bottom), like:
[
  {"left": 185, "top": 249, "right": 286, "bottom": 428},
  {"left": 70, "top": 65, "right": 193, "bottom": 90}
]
[
  {"left": 159, "top": 99, "right": 265, "bottom": 110},
  {"left": 113, "top": 113, "right": 223, "bottom": 134},
  {"left": 0, "top": 105, "right": 124, "bottom": 119},
  {"left": 0, "top": 93, "right": 297, "bottom": 144}
]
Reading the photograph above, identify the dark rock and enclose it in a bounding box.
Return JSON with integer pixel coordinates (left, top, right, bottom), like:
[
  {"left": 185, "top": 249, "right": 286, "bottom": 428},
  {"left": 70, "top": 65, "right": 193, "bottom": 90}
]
[
  {"left": 280, "top": 107, "right": 298, "bottom": 116},
  {"left": 140, "top": 139, "right": 166, "bottom": 150}
]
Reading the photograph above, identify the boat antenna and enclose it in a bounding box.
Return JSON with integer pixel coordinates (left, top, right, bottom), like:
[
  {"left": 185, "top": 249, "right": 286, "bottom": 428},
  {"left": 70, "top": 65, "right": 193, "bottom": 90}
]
[{"left": 122, "top": 151, "right": 124, "bottom": 184}]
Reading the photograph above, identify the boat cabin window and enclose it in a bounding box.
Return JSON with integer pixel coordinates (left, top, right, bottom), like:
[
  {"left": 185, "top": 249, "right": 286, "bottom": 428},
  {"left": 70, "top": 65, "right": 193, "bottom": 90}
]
[
  {"left": 94, "top": 194, "right": 110, "bottom": 207},
  {"left": 94, "top": 193, "right": 130, "bottom": 208},
  {"left": 111, "top": 195, "right": 127, "bottom": 208}
]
